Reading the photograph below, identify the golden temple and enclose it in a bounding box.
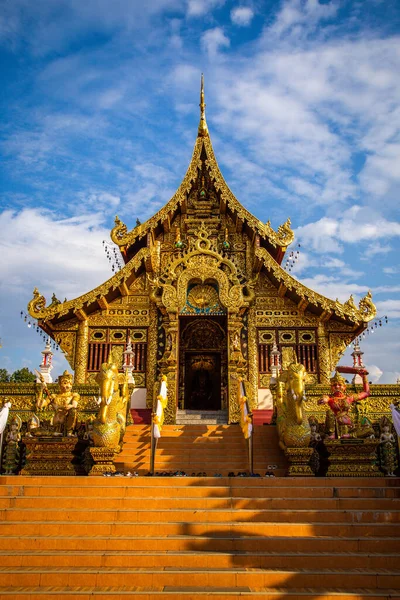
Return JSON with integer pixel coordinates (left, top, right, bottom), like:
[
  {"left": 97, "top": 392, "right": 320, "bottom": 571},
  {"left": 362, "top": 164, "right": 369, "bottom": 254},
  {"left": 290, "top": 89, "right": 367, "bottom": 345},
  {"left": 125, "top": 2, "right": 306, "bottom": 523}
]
[{"left": 25, "top": 75, "right": 377, "bottom": 425}]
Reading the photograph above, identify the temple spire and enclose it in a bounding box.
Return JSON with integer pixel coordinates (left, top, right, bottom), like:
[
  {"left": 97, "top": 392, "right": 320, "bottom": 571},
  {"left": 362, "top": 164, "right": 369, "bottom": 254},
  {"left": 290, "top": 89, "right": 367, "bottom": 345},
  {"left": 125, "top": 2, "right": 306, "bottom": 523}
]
[{"left": 198, "top": 73, "right": 209, "bottom": 137}]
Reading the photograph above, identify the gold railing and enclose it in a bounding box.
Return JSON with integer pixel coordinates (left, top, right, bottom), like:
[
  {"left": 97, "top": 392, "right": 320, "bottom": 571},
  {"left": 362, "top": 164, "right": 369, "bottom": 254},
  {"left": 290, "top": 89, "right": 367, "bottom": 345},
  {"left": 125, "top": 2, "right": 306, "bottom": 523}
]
[
  {"left": 150, "top": 375, "right": 168, "bottom": 475},
  {"left": 238, "top": 377, "right": 253, "bottom": 474}
]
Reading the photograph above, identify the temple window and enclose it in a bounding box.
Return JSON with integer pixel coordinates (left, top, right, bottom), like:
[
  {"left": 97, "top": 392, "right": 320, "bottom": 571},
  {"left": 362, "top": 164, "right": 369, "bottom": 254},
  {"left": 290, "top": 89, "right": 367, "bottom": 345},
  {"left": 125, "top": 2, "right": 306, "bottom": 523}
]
[{"left": 87, "top": 328, "right": 147, "bottom": 373}]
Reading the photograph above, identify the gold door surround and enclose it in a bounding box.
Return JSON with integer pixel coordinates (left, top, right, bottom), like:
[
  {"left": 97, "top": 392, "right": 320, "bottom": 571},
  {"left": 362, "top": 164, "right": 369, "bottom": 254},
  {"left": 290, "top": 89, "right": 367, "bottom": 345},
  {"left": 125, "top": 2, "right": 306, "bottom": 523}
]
[{"left": 147, "top": 224, "right": 256, "bottom": 424}]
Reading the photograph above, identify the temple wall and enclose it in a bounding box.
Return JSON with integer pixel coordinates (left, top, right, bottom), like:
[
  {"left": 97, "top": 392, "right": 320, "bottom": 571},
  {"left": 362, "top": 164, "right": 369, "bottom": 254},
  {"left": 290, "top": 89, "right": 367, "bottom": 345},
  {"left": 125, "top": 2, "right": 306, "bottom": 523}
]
[{"left": 48, "top": 271, "right": 365, "bottom": 414}]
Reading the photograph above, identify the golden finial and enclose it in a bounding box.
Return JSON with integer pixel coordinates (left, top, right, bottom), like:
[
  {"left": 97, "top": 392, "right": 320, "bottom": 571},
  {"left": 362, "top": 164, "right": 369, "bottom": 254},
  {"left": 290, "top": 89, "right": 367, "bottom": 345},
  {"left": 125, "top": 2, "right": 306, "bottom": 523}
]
[{"left": 198, "top": 73, "right": 209, "bottom": 137}]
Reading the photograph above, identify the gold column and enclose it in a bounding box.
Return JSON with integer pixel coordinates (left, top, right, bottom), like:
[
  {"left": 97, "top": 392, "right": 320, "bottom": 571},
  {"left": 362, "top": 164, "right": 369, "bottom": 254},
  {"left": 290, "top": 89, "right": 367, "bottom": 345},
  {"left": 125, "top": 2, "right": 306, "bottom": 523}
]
[
  {"left": 146, "top": 303, "right": 158, "bottom": 409},
  {"left": 247, "top": 306, "right": 258, "bottom": 411},
  {"left": 227, "top": 312, "right": 246, "bottom": 424},
  {"left": 74, "top": 319, "right": 89, "bottom": 384},
  {"left": 160, "top": 313, "right": 179, "bottom": 424},
  {"left": 317, "top": 322, "right": 331, "bottom": 385}
]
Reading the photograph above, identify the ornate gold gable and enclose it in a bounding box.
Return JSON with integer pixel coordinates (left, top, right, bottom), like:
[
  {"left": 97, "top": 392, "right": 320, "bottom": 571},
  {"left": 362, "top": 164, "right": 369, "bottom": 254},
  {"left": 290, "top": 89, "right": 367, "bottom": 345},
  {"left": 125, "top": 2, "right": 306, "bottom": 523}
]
[{"left": 147, "top": 223, "right": 255, "bottom": 315}]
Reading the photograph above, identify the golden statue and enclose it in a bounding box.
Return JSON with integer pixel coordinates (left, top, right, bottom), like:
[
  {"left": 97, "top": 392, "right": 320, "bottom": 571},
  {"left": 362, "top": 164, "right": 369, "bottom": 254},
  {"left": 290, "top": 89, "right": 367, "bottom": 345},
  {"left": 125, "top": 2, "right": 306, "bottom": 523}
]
[
  {"left": 276, "top": 362, "right": 311, "bottom": 450},
  {"left": 378, "top": 416, "right": 397, "bottom": 476},
  {"left": 318, "top": 367, "right": 369, "bottom": 439},
  {"left": 92, "top": 354, "right": 130, "bottom": 451},
  {"left": 3, "top": 415, "right": 22, "bottom": 474},
  {"left": 37, "top": 370, "right": 79, "bottom": 436}
]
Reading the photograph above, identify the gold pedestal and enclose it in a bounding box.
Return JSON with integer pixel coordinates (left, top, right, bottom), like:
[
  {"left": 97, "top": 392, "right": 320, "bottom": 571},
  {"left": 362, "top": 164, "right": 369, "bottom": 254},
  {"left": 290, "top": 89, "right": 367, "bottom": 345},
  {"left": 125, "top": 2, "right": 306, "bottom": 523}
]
[
  {"left": 84, "top": 446, "right": 116, "bottom": 476},
  {"left": 325, "top": 439, "right": 383, "bottom": 477},
  {"left": 285, "top": 447, "right": 315, "bottom": 477},
  {"left": 21, "top": 437, "right": 78, "bottom": 476}
]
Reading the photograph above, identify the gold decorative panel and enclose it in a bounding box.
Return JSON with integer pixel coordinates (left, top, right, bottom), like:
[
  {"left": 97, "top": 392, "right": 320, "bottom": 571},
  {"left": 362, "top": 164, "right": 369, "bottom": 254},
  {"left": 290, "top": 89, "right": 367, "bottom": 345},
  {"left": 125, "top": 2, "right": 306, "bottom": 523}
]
[
  {"left": 89, "top": 313, "right": 150, "bottom": 326},
  {"left": 90, "top": 329, "right": 106, "bottom": 342},
  {"left": 130, "top": 329, "right": 147, "bottom": 342},
  {"left": 278, "top": 330, "right": 296, "bottom": 344},
  {"left": 258, "top": 330, "right": 275, "bottom": 344},
  {"left": 299, "top": 330, "right": 316, "bottom": 344},
  {"left": 109, "top": 308, "right": 149, "bottom": 317},
  {"left": 110, "top": 329, "right": 127, "bottom": 343}
]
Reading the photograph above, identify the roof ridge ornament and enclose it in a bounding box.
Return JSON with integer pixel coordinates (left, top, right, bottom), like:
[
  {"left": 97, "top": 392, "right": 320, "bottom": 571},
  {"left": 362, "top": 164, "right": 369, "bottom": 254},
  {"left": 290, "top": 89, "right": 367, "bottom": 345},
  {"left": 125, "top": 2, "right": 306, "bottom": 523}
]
[{"left": 198, "top": 73, "right": 209, "bottom": 138}]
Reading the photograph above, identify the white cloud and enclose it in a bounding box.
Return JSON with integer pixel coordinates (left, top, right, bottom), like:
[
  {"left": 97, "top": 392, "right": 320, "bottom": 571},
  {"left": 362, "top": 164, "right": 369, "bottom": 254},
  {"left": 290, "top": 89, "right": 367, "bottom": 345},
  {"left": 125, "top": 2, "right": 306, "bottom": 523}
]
[
  {"left": 201, "top": 27, "right": 230, "bottom": 57},
  {"left": 295, "top": 218, "right": 343, "bottom": 254},
  {"left": 379, "top": 371, "right": 400, "bottom": 384},
  {"left": 383, "top": 266, "right": 400, "bottom": 275},
  {"left": 295, "top": 208, "right": 400, "bottom": 254},
  {"left": 269, "top": 0, "right": 339, "bottom": 40},
  {"left": 291, "top": 252, "right": 363, "bottom": 279},
  {"left": 170, "top": 33, "right": 183, "bottom": 49},
  {"left": 84, "top": 191, "right": 121, "bottom": 212},
  {"left": 186, "top": 0, "right": 225, "bottom": 17},
  {"left": 170, "top": 63, "right": 199, "bottom": 87},
  {"left": 364, "top": 364, "right": 383, "bottom": 384},
  {"left": 363, "top": 242, "right": 392, "bottom": 258},
  {"left": 375, "top": 300, "right": 400, "bottom": 319},
  {"left": 97, "top": 87, "right": 126, "bottom": 110},
  {"left": 0, "top": 208, "right": 111, "bottom": 299},
  {"left": 231, "top": 6, "right": 254, "bottom": 26},
  {"left": 324, "top": 258, "right": 363, "bottom": 279},
  {"left": 374, "top": 286, "right": 400, "bottom": 294}
]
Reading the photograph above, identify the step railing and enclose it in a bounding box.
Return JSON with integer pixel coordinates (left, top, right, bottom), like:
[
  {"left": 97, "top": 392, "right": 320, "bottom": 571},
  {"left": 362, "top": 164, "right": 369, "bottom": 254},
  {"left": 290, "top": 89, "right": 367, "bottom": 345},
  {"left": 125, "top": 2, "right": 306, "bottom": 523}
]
[
  {"left": 238, "top": 377, "right": 254, "bottom": 474},
  {"left": 150, "top": 375, "right": 168, "bottom": 475}
]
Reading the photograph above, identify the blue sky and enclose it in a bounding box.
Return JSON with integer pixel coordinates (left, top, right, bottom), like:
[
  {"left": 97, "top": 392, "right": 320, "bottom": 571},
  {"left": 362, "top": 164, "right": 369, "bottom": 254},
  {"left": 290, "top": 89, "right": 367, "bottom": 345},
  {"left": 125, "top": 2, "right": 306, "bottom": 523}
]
[{"left": 0, "top": 0, "right": 399, "bottom": 383}]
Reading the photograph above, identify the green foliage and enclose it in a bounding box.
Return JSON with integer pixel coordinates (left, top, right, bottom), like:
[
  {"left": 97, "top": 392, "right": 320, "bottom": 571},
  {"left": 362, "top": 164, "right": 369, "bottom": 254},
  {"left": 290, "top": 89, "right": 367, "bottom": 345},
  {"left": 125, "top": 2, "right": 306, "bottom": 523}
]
[
  {"left": 0, "top": 368, "right": 10, "bottom": 383},
  {"left": 9, "top": 368, "right": 36, "bottom": 383}
]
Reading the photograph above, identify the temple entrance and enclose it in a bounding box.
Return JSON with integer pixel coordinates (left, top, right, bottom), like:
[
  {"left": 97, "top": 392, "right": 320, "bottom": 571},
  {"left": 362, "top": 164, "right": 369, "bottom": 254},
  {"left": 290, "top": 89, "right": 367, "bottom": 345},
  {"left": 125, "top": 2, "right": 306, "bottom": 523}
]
[
  {"left": 184, "top": 353, "right": 221, "bottom": 410},
  {"left": 179, "top": 317, "right": 227, "bottom": 411}
]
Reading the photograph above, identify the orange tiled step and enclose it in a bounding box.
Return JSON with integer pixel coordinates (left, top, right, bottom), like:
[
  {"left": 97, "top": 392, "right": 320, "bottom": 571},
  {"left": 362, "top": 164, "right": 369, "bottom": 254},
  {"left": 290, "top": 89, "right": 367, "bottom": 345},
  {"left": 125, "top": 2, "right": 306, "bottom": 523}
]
[
  {"left": 3, "top": 508, "right": 400, "bottom": 524},
  {"left": 1, "top": 550, "right": 400, "bottom": 570},
  {"left": 0, "top": 534, "right": 398, "bottom": 554},
  {"left": 0, "top": 495, "right": 398, "bottom": 510},
  {"left": 1, "top": 521, "right": 399, "bottom": 538},
  {"left": 0, "top": 566, "right": 400, "bottom": 589},
  {"left": 0, "top": 587, "right": 399, "bottom": 599},
  {"left": 2, "top": 483, "right": 399, "bottom": 500}
]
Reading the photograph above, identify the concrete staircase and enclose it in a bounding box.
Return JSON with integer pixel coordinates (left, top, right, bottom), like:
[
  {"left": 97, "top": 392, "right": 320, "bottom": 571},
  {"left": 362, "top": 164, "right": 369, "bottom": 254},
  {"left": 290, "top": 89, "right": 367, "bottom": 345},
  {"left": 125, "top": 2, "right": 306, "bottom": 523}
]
[
  {"left": 0, "top": 475, "right": 399, "bottom": 598},
  {"left": 115, "top": 423, "right": 287, "bottom": 476}
]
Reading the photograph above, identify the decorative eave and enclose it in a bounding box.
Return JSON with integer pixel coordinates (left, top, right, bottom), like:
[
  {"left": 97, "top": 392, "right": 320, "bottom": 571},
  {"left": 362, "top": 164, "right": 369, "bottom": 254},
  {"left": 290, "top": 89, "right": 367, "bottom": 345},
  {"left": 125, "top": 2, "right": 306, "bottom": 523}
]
[
  {"left": 27, "top": 247, "right": 150, "bottom": 323},
  {"left": 111, "top": 77, "right": 294, "bottom": 256},
  {"left": 256, "top": 246, "right": 377, "bottom": 325}
]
